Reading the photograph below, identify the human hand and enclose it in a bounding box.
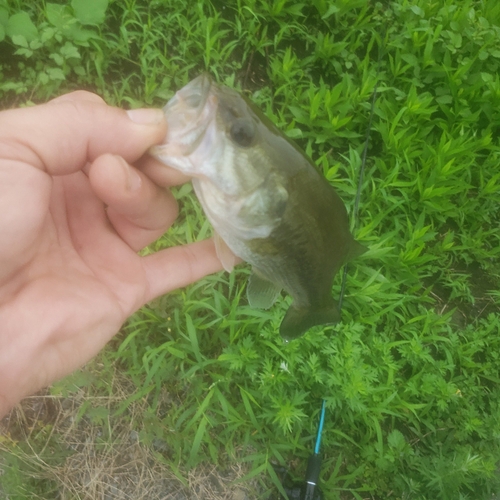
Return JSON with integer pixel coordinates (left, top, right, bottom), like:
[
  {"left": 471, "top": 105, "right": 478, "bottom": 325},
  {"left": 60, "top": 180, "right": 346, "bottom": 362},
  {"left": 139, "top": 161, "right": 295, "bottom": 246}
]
[{"left": 0, "top": 91, "right": 223, "bottom": 417}]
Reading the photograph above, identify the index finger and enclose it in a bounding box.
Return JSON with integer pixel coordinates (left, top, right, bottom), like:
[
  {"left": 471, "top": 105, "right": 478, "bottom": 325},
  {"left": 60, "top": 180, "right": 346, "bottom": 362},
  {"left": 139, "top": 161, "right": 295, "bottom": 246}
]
[{"left": 0, "top": 91, "right": 167, "bottom": 176}]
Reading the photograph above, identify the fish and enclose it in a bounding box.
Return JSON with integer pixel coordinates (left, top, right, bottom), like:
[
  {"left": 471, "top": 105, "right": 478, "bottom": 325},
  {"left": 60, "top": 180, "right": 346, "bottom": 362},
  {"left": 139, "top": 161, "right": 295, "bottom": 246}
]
[{"left": 150, "top": 74, "right": 366, "bottom": 340}]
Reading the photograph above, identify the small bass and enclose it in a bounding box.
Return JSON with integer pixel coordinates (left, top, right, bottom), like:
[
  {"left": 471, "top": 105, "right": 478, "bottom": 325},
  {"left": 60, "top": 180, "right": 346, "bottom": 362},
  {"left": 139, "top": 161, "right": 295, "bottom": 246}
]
[{"left": 151, "top": 74, "right": 366, "bottom": 340}]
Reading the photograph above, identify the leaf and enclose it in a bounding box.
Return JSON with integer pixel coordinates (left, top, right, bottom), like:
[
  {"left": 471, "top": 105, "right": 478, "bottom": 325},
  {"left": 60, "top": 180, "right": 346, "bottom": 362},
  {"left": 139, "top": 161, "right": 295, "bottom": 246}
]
[
  {"left": 30, "top": 39, "right": 42, "bottom": 50},
  {"left": 410, "top": 5, "right": 424, "bottom": 16},
  {"left": 49, "top": 53, "right": 64, "bottom": 65},
  {"left": 60, "top": 41, "right": 81, "bottom": 59},
  {"left": 321, "top": 4, "right": 340, "bottom": 19},
  {"left": 0, "top": 24, "right": 4, "bottom": 42},
  {"left": 286, "top": 3, "right": 305, "bottom": 16},
  {"left": 46, "top": 3, "right": 73, "bottom": 29},
  {"left": 239, "top": 386, "right": 261, "bottom": 430},
  {"left": 38, "top": 71, "right": 49, "bottom": 85},
  {"left": 71, "top": 0, "right": 108, "bottom": 25},
  {"left": 401, "top": 53, "right": 418, "bottom": 66},
  {"left": 388, "top": 429, "right": 406, "bottom": 451},
  {"left": 165, "top": 344, "right": 185, "bottom": 359},
  {"left": 436, "top": 95, "right": 453, "bottom": 104},
  {"left": 188, "top": 416, "right": 208, "bottom": 465},
  {"left": 11, "top": 34, "right": 28, "bottom": 48},
  {"left": 41, "top": 27, "right": 56, "bottom": 43},
  {"left": 66, "top": 26, "right": 97, "bottom": 43},
  {"left": 448, "top": 32, "right": 462, "bottom": 48},
  {"left": 478, "top": 50, "right": 489, "bottom": 61},
  {"left": 47, "top": 67, "right": 66, "bottom": 81},
  {"left": 185, "top": 313, "right": 202, "bottom": 363},
  {"left": 184, "top": 389, "right": 215, "bottom": 431},
  {"left": 285, "top": 128, "right": 303, "bottom": 138},
  {"left": 6, "top": 11, "right": 38, "bottom": 42}
]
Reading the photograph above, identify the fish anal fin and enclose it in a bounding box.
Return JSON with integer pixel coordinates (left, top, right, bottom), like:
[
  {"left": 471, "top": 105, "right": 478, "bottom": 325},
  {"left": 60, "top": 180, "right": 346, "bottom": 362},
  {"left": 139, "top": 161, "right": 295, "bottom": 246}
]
[
  {"left": 214, "top": 232, "right": 239, "bottom": 272},
  {"left": 279, "top": 303, "right": 340, "bottom": 341},
  {"left": 247, "top": 271, "right": 281, "bottom": 309}
]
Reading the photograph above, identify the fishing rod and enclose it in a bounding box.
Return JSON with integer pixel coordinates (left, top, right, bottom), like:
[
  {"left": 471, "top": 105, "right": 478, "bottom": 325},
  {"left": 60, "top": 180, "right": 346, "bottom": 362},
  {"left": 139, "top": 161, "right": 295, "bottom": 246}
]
[
  {"left": 280, "top": 400, "right": 326, "bottom": 500},
  {"left": 278, "top": 32, "right": 384, "bottom": 500},
  {"left": 302, "top": 399, "right": 327, "bottom": 500}
]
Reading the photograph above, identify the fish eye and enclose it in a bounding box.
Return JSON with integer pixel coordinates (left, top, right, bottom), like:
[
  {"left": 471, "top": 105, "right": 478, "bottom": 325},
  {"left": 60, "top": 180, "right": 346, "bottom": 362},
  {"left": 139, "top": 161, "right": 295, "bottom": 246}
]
[{"left": 230, "top": 118, "right": 255, "bottom": 147}]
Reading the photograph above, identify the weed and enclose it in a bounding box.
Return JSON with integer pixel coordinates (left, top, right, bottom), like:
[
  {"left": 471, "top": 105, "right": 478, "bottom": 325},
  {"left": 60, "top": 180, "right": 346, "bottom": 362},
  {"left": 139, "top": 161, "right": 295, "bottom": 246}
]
[{"left": 1, "top": 0, "right": 500, "bottom": 499}]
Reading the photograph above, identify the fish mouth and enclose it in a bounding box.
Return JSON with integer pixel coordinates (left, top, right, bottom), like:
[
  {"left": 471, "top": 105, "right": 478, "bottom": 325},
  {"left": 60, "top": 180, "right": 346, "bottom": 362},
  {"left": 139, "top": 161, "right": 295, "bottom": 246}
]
[
  {"left": 169, "top": 73, "right": 212, "bottom": 113},
  {"left": 150, "top": 74, "right": 217, "bottom": 159}
]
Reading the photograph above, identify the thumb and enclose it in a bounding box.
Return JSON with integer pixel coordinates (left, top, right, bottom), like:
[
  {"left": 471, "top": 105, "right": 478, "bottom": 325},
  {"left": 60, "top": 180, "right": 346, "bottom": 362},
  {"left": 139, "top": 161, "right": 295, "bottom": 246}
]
[{"left": 0, "top": 91, "right": 167, "bottom": 176}]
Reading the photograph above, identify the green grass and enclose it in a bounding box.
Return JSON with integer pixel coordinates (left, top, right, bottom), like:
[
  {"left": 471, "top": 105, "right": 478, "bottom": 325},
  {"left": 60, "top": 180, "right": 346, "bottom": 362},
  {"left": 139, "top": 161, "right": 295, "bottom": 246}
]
[{"left": 1, "top": 0, "right": 500, "bottom": 499}]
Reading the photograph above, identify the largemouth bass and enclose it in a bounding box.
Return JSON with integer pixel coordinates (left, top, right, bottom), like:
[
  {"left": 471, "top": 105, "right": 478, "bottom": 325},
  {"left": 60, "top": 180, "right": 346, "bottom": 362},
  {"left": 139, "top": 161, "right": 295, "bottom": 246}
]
[{"left": 151, "top": 74, "right": 366, "bottom": 340}]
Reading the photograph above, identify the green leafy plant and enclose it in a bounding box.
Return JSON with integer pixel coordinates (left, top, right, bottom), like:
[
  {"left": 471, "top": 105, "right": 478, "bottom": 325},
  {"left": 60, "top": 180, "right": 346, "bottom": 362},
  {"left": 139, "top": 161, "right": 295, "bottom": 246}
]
[
  {"left": 0, "top": 0, "right": 108, "bottom": 101},
  {"left": 1, "top": 0, "right": 500, "bottom": 499}
]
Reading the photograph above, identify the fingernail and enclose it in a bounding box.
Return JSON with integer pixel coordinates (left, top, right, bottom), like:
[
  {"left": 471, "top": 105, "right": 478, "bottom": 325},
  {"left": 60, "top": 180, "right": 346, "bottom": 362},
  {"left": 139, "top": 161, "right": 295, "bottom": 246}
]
[
  {"left": 126, "top": 108, "right": 164, "bottom": 125},
  {"left": 117, "top": 156, "right": 142, "bottom": 191}
]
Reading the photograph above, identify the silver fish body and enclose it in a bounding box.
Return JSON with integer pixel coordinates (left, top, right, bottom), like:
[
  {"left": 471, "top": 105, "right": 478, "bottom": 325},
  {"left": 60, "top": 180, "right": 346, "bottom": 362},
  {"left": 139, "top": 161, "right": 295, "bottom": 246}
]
[{"left": 151, "top": 74, "right": 366, "bottom": 340}]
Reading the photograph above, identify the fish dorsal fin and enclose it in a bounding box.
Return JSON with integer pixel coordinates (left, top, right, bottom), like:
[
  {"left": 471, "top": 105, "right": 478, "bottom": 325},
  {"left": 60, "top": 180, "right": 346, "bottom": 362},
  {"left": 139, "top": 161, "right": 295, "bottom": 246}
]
[
  {"left": 247, "top": 271, "right": 282, "bottom": 309},
  {"left": 214, "top": 231, "right": 239, "bottom": 272}
]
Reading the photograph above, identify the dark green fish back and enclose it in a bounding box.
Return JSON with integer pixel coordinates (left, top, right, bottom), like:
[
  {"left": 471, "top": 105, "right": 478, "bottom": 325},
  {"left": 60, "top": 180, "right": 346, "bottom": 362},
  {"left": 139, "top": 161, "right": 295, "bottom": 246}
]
[{"left": 246, "top": 152, "right": 365, "bottom": 339}]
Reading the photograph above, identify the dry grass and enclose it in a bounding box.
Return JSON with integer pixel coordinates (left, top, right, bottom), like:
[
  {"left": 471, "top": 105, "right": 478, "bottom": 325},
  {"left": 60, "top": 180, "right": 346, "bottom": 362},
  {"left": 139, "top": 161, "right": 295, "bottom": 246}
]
[{"left": 0, "top": 367, "right": 258, "bottom": 500}]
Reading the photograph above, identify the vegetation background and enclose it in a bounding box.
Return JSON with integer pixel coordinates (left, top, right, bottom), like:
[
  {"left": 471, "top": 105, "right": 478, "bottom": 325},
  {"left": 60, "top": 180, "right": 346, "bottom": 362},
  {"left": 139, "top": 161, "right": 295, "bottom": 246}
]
[{"left": 1, "top": 0, "right": 500, "bottom": 499}]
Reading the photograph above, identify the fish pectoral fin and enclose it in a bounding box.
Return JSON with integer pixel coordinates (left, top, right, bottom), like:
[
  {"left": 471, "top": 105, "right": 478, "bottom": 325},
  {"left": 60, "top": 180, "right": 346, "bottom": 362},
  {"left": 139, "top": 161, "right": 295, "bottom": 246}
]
[
  {"left": 247, "top": 271, "right": 281, "bottom": 309},
  {"left": 214, "top": 232, "right": 239, "bottom": 272},
  {"left": 238, "top": 173, "right": 288, "bottom": 225},
  {"left": 279, "top": 303, "right": 340, "bottom": 341}
]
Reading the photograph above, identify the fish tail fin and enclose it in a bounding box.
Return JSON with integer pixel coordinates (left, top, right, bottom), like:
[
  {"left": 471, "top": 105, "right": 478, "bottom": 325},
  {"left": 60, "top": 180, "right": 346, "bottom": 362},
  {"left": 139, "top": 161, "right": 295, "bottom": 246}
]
[{"left": 279, "top": 302, "right": 340, "bottom": 341}]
